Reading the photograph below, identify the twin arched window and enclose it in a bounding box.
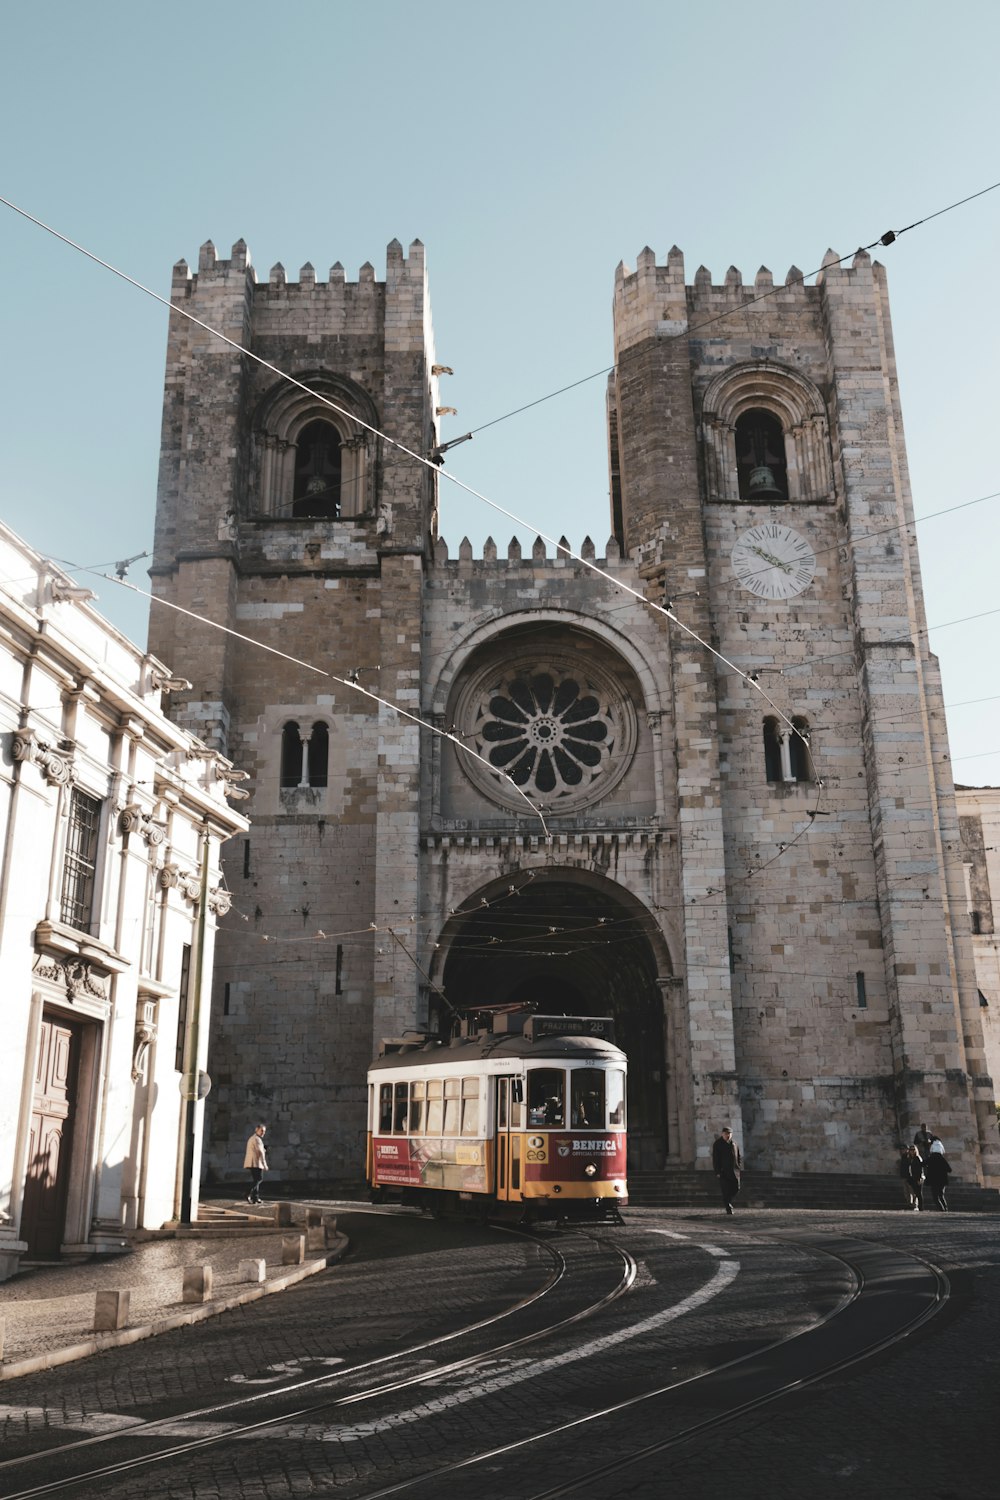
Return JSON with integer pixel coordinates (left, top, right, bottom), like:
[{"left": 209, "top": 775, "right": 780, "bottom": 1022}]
[
  {"left": 764, "top": 716, "right": 812, "bottom": 783},
  {"left": 280, "top": 721, "right": 329, "bottom": 789}
]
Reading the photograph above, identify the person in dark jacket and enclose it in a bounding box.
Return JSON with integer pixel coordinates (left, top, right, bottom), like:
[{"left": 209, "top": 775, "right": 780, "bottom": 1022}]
[
  {"left": 904, "top": 1143, "right": 924, "bottom": 1211},
  {"left": 711, "top": 1126, "right": 742, "bottom": 1215},
  {"left": 923, "top": 1144, "right": 951, "bottom": 1211},
  {"left": 898, "top": 1146, "right": 915, "bottom": 1208}
]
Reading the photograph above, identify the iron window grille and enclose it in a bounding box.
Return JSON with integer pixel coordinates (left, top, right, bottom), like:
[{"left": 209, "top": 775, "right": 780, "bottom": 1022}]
[{"left": 60, "top": 788, "right": 102, "bottom": 930}]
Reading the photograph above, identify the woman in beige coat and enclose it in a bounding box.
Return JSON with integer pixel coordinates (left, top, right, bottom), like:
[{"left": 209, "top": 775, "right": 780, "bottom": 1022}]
[{"left": 244, "top": 1123, "right": 268, "bottom": 1204}]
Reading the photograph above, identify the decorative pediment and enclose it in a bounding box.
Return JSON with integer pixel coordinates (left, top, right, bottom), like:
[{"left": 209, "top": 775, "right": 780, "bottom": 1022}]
[{"left": 32, "top": 952, "right": 109, "bottom": 1002}]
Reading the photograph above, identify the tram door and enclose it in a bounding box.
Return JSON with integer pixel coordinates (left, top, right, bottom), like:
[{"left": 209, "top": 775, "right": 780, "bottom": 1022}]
[{"left": 494, "top": 1076, "right": 523, "bottom": 1202}]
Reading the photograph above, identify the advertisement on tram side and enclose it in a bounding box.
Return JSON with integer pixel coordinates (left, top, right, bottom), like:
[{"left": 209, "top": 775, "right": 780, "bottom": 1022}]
[
  {"left": 372, "top": 1136, "right": 488, "bottom": 1193},
  {"left": 520, "top": 1131, "right": 627, "bottom": 1183}
]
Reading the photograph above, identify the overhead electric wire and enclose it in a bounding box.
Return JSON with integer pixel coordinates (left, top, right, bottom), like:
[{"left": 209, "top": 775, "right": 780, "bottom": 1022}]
[
  {"left": 109, "top": 573, "right": 551, "bottom": 837},
  {"left": 458, "top": 179, "right": 1000, "bottom": 439},
  {"left": 5, "top": 180, "right": 999, "bottom": 975},
  {"left": 0, "top": 191, "right": 843, "bottom": 745},
  {"left": 5, "top": 183, "right": 999, "bottom": 761}
]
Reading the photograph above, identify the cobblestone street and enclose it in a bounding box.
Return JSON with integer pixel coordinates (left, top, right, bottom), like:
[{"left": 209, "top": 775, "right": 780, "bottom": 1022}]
[{"left": 1, "top": 1206, "right": 997, "bottom": 1499}]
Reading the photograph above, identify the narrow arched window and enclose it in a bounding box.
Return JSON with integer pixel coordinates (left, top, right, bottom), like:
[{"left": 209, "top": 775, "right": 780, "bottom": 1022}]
[
  {"left": 292, "top": 420, "right": 342, "bottom": 518},
  {"left": 307, "top": 722, "right": 329, "bottom": 788},
  {"left": 789, "top": 717, "right": 812, "bottom": 782},
  {"left": 736, "top": 410, "right": 788, "bottom": 500},
  {"left": 280, "top": 721, "right": 303, "bottom": 788},
  {"left": 763, "top": 717, "right": 783, "bottom": 782}
]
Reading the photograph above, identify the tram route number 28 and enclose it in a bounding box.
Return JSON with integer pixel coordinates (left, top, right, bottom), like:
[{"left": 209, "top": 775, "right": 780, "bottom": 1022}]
[{"left": 526, "top": 1135, "right": 548, "bottom": 1163}]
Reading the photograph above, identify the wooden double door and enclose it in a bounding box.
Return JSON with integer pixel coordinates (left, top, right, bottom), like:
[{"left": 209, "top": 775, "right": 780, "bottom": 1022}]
[{"left": 21, "top": 1015, "right": 81, "bottom": 1258}]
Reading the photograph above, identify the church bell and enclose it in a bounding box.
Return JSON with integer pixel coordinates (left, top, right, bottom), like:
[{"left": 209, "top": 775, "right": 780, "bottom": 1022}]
[{"left": 747, "top": 464, "right": 784, "bottom": 500}]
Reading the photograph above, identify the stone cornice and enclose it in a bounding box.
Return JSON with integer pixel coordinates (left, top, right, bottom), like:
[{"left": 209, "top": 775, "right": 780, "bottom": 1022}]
[{"left": 421, "top": 828, "right": 667, "bottom": 853}]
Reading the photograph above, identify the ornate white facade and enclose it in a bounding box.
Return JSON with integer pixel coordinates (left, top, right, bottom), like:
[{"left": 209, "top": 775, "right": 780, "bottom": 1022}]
[{"left": 0, "top": 523, "right": 247, "bottom": 1280}]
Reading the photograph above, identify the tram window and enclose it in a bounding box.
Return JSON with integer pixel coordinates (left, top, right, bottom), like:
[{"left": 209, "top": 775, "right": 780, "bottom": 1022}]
[
  {"left": 607, "top": 1070, "right": 626, "bottom": 1127},
  {"left": 528, "top": 1068, "right": 565, "bottom": 1127},
  {"left": 443, "top": 1078, "right": 461, "bottom": 1136},
  {"left": 497, "top": 1077, "right": 508, "bottom": 1129},
  {"left": 409, "top": 1080, "right": 425, "bottom": 1134},
  {"left": 461, "top": 1077, "right": 480, "bottom": 1136},
  {"left": 393, "top": 1082, "right": 409, "bottom": 1133},
  {"left": 510, "top": 1076, "right": 524, "bottom": 1129},
  {"left": 426, "top": 1080, "right": 443, "bottom": 1134},
  {"left": 571, "top": 1069, "right": 605, "bottom": 1127},
  {"left": 378, "top": 1084, "right": 393, "bottom": 1134}
]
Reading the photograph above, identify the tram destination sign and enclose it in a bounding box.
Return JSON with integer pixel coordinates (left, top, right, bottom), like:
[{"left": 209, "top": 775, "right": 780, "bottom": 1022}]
[{"left": 524, "top": 1015, "right": 615, "bottom": 1042}]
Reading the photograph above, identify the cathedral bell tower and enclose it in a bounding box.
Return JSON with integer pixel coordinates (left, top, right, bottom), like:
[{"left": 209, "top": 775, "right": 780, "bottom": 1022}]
[
  {"left": 148, "top": 238, "right": 440, "bottom": 1183},
  {"left": 606, "top": 244, "right": 999, "bottom": 1187}
]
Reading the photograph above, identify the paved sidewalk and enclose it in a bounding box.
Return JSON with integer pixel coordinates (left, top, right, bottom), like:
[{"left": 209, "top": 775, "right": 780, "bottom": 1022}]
[{"left": 0, "top": 1201, "right": 347, "bottom": 1381}]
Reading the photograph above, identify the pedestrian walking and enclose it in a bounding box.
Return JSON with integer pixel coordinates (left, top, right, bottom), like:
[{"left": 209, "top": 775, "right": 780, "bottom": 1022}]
[
  {"left": 913, "top": 1123, "right": 933, "bottom": 1158},
  {"left": 924, "top": 1145, "right": 951, "bottom": 1211},
  {"left": 244, "top": 1122, "right": 268, "bottom": 1204},
  {"left": 904, "top": 1143, "right": 924, "bottom": 1211},
  {"left": 712, "top": 1126, "right": 742, "bottom": 1215},
  {"left": 898, "top": 1146, "right": 914, "bottom": 1208}
]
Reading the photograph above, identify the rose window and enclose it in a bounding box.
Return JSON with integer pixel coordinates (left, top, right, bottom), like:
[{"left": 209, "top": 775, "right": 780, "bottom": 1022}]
[
  {"left": 482, "top": 672, "right": 611, "bottom": 794},
  {"left": 455, "top": 654, "right": 636, "bottom": 813}
]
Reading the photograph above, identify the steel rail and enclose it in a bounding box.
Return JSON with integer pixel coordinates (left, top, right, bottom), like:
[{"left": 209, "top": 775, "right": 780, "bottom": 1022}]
[
  {"left": 520, "top": 1244, "right": 949, "bottom": 1500},
  {"left": 349, "top": 1233, "right": 946, "bottom": 1500},
  {"left": 0, "top": 1225, "right": 635, "bottom": 1499}
]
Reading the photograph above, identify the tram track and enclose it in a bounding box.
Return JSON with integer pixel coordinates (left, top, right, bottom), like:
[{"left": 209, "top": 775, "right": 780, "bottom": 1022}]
[
  {"left": 0, "top": 1221, "right": 636, "bottom": 1500},
  {"left": 0, "top": 1224, "right": 948, "bottom": 1500},
  {"left": 349, "top": 1230, "right": 950, "bottom": 1500}
]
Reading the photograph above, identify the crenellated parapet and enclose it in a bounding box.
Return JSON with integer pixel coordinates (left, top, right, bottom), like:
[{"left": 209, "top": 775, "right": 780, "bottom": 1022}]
[
  {"left": 613, "top": 244, "right": 885, "bottom": 357},
  {"left": 430, "top": 534, "right": 622, "bottom": 571},
  {"left": 170, "top": 236, "right": 428, "bottom": 309}
]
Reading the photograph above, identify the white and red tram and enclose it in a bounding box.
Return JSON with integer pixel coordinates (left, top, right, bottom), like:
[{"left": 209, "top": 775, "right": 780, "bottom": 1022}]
[{"left": 366, "top": 1010, "right": 627, "bottom": 1222}]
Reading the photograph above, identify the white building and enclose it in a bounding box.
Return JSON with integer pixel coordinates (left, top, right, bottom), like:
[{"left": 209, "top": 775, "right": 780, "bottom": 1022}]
[{"left": 0, "top": 523, "right": 248, "bottom": 1281}]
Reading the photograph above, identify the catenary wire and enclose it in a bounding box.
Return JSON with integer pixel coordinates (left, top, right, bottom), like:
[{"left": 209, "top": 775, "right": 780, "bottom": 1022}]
[
  {"left": 108, "top": 573, "right": 551, "bottom": 837},
  {"left": 0, "top": 192, "right": 833, "bottom": 744},
  {"left": 457, "top": 179, "right": 1000, "bottom": 438},
  {"left": 6, "top": 190, "right": 998, "bottom": 948},
  {"left": 5, "top": 180, "right": 1000, "bottom": 711},
  {"left": 3, "top": 190, "right": 995, "bottom": 766}
]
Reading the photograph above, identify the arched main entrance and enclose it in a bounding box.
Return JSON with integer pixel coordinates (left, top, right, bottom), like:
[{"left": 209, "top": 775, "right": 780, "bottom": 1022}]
[{"left": 437, "top": 874, "right": 669, "bottom": 1170}]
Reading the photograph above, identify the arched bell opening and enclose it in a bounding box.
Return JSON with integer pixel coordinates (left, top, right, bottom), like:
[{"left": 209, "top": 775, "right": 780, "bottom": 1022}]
[
  {"left": 436, "top": 874, "right": 670, "bottom": 1170},
  {"left": 735, "top": 409, "right": 788, "bottom": 499},
  {"left": 292, "top": 419, "right": 342, "bottom": 518}
]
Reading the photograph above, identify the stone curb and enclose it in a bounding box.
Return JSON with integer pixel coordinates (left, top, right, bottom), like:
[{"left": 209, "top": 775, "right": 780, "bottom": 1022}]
[{"left": 0, "top": 1232, "right": 348, "bottom": 1382}]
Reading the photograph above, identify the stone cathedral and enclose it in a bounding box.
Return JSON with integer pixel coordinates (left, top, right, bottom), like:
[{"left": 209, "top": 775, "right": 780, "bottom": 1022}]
[{"left": 149, "top": 236, "right": 999, "bottom": 1194}]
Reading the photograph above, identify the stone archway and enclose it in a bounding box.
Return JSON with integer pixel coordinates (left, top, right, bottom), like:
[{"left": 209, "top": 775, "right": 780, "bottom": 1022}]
[{"left": 438, "top": 874, "right": 669, "bottom": 1170}]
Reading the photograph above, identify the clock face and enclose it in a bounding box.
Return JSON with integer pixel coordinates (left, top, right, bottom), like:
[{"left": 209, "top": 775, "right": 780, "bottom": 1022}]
[{"left": 731, "top": 523, "right": 816, "bottom": 600}]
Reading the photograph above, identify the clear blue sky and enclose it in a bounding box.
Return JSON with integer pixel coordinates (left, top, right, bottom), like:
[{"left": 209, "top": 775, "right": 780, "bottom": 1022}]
[{"left": 2, "top": 0, "right": 999, "bottom": 781}]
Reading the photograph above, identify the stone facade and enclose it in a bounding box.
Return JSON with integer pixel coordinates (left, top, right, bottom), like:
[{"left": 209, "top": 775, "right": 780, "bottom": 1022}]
[
  {"left": 148, "top": 238, "right": 999, "bottom": 1191},
  {"left": 956, "top": 785, "right": 1000, "bottom": 1103},
  {"left": 0, "top": 523, "right": 248, "bottom": 1281}
]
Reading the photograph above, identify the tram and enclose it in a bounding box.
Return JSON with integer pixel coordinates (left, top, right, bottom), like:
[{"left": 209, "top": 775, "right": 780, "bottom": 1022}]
[{"left": 366, "top": 1009, "right": 627, "bottom": 1222}]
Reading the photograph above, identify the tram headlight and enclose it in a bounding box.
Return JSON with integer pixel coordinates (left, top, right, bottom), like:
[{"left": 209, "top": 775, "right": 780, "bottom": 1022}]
[{"left": 584, "top": 1163, "right": 597, "bottom": 1177}]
